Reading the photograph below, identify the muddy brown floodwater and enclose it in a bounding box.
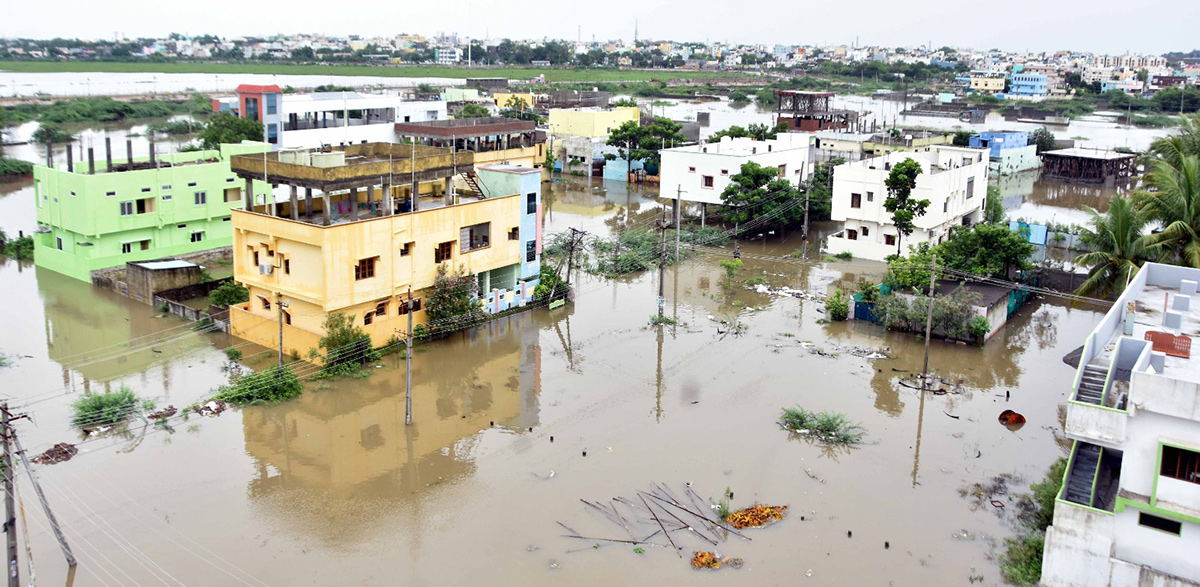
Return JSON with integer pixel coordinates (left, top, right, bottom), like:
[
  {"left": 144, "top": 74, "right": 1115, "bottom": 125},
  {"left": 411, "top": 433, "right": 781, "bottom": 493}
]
[{"left": 0, "top": 173, "right": 1105, "bottom": 586}]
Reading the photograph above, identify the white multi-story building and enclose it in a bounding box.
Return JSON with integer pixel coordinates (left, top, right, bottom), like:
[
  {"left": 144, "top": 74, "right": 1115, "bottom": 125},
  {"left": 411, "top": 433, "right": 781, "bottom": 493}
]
[
  {"left": 659, "top": 133, "right": 814, "bottom": 211},
  {"left": 216, "top": 88, "right": 447, "bottom": 150},
  {"left": 824, "top": 146, "right": 988, "bottom": 261},
  {"left": 436, "top": 47, "right": 463, "bottom": 65},
  {"left": 1041, "top": 263, "right": 1200, "bottom": 587}
]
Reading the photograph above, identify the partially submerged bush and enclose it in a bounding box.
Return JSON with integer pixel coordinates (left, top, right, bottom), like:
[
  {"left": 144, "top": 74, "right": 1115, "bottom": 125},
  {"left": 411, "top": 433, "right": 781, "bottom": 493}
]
[
  {"left": 779, "top": 407, "right": 864, "bottom": 445},
  {"left": 1000, "top": 458, "right": 1067, "bottom": 586},
  {"left": 71, "top": 386, "right": 140, "bottom": 428},
  {"left": 649, "top": 315, "right": 678, "bottom": 327},
  {"left": 825, "top": 289, "right": 850, "bottom": 321},
  {"left": 216, "top": 365, "right": 302, "bottom": 405},
  {"left": 208, "top": 281, "right": 249, "bottom": 307}
]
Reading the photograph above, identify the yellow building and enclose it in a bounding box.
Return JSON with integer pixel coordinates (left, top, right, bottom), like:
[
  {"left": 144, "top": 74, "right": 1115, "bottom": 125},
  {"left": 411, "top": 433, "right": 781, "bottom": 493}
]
[
  {"left": 548, "top": 107, "right": 639, "bottom": 138},
  {"left": 227, "top": 144, "right": 545, "bottom": 356},
  {"left": 970, "top": 75, "right": 1006, "bottom": 94},
  {"left": 393, "top": 116, "right": 547, "bottom": 187},
  {"left": 492, "top": 92, "right": 535, "bottom": 109}
]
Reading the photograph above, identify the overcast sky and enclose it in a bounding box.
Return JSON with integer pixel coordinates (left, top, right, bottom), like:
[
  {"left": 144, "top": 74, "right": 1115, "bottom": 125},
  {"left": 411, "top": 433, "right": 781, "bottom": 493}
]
[{"left": 3, "top": 0, "right": 1197, "bottom": 55}]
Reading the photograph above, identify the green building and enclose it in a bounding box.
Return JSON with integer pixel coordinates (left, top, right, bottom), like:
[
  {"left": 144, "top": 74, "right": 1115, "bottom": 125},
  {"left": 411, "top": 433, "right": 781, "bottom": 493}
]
[{"left": 33, "top": 143, "right": 272, "bottom": 281}]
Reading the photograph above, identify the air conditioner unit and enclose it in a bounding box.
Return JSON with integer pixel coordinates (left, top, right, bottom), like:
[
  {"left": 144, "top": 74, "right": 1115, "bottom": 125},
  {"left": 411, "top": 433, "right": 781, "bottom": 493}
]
[{"left": 259, "top": 263, "right": 273, "bottom": 275}]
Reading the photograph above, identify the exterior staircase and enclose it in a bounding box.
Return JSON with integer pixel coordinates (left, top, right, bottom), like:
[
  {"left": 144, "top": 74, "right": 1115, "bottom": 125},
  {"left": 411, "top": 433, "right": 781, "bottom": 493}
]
[
  {"left": 462, "top": 172, "right": 486, "bottom": 199},
  {"left": 1064, "top": 443, "right": 1102, "bottom": 506},
  {"left": 1075, "top": 360, "right": 1108, "bottom": 405}
]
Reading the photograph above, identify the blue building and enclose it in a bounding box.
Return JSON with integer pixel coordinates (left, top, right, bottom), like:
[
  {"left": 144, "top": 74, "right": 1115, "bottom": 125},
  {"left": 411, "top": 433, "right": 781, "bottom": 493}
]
[
  {"left": 970, "top": 131, "right": 1040, "bottom": 174},
  {"left": 1008, "top": 73, "right": 1048, "bottom": 96},
  {"left": 969, "top": 131, "right": 1030, "bottom": 158}
]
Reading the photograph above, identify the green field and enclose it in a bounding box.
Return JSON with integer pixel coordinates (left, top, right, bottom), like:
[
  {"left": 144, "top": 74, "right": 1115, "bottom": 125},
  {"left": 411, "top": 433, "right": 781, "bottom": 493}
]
[{"left": 0, "top": 60, "right": 743, "bottom": 83}]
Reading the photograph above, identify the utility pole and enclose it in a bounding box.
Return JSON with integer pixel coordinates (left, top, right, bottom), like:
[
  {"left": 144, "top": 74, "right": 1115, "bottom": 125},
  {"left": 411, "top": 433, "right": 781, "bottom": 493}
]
[
  {"left": 2, "top": 403, "right": 17, "bottom": 587},
  {"left": 11, "top": 432, "right": 74, "bottom": 569},
  {"left": 657, "top": 206, "right": 667, "bottom": 317},
  {"left": 801, "top": 176, "right": 811, "bottom": 259},
  {"left": 921, "top": 252, "right": 938, "bottom": 392},
  {"left": 674, "top": 186, "right": 683, "bottom": 262},
  {"left": 276, "top": 292, "right": 287, "bottom": 369},
  {"left": 403, "top": 289, "right": 414, "bottom": 426}
]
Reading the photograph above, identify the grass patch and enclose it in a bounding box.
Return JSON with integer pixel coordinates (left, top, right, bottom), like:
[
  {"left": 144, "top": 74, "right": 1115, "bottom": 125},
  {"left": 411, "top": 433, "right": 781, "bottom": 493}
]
[
  {"left": 779, "top": 407, "right": 864, "bottom": 445},
  {"left": 742, "top": 277, "right": 768, "bottom": 287},
  {"left": 215, "top": 365, "right": 303, "bottom": 405},
  {"left": 648, "top": 315, "right": 678, "bottom": 327},
  {"left": 0, "top": 61, "right": 742, "bottom": 83},
  {"left": 0, "top": 157, "right": 33, "bottom": 178},
  {"left": 999, "top": 458, "right": 1067, "bottom": 586},
  {"left": 71, "top": 386, "right": 141, "bottom": 428},
  {"left": 833, "top": 251, "right": 853, "bottom": 260}
]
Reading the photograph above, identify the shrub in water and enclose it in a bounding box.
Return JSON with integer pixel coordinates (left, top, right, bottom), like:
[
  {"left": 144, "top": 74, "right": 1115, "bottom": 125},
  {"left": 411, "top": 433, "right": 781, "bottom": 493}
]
[
  {"left": 216, "top": 365, "right": 302, "bottom": 405},
  {"left": 71, "top": 386, "right": 140, "bottom": 428}
]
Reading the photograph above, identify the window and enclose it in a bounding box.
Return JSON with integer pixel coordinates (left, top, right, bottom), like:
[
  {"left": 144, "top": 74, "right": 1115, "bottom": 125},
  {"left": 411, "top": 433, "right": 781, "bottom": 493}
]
[
  {"left": 509, "top": 227, "right": 520, "bottom": 241},
  {"left": 720, "top": 169, "right": 729, "bottom": 176},
  {"left": 120, "top": 201, "right": 134, "bottom": 216},
  {"left": 847, "top": 229, "right": 858, "bottom": 241},
  {"left": 284, "top": 259, "right": 290, "bottom": 275},
  {"left": 142, "top": 187, "right": 151, "bottom": 193},
  {"left": 70, "top": 191, "right": 76, "bottom": 197},
  {"left": 866, "top": 191, "right": 874, "bottom": 202},
  {"left": 190, "top": 231, "right": 204, "bottom": 243},
  {"left": 688, "top": 166, "right": 697, "bottom": 173},
  {"left": 778, "top": 164, "right": 787, "bottom": 177},
  {"left": 162, "top": 194, "right": 172, "bottom": 201},
  {"left": 526, "top": 240, "right": 537, "bottom": 263},
  {"left": 943, "top": 201, "right": 949, "bottom": 213},
  {"left": 861, "top": 227, "right": 869, "bottom": 237},
  {"left": 354, "top": 257, "right": 378, "bottom": 280},
  {"left": 1161, "top": 445, "right": 1200, "bottom": 484},
  {"left": 701, "top": 175, "right": 714, "bottom": 189},
  {"left": 224, "top": 187, "right": 241, "bottom": 203},
  {"left": 400, "top": 242, "right": 414, "bottom": 256},
  {"left": 260, "top": 296, "right": 271, "bottom": 310},
  {"left": 162, "top": 185, "right": 171, "bottom": 191},
  {"left": 850, "top": 193, "right": 862, "bottom": 208},
  {"left": 56, "top": 237, "right": 63, "bottom": 250},
  {"left": 245, "top": 97, "right": 259, "bottom": 121},
  {"left": 435, "top": 241, "right": 454, "bottom": 263},
  {"left": 194, "top": 191, "right": 207, "bottom": 206},
  {"left": 187, "top": 182, "right": 197, "bottom": 187},
  {"left": 966, "top": 177, "right": 976, "bottom": 199},
  {"left": 363, "top": 312, "right": 373, "bottom": 326},
  {"left": 266, "top": 95, "right": 278, "bottom": 115},
  {"left": 460, "top": 222, "right": 491, "bottom": 253},
  {"left": 375, "top": 302, "right": 387, "bottom": 317},
  {"left": 178, "top": 224, "right": 187, "bottom": 229},
  {"left": 267, "top": 124, "right": 278, "bottom": 145},
  {"left": 398, "top": 298, "right": 423, "bottom": 315},
  {"left": 1138, "top": 512, "right": 1182, "bottom": 536},
  {"left": 122, "top": 242, "right": 133, "bottom": 254},
  {"left": 106, "top": 191, "right": 116, "bottom": 197},
  {"left": 527, "top": 193, "right": 537, "bottom": 215},
  {"left": 885, "top": 234, "right": 896, "bottom": 246},
  {"left": 136, "top": 197, "right": 154, "bottom": 214},
  {"left": 283, "top": 311, "right": 291, "bottom": 325}
]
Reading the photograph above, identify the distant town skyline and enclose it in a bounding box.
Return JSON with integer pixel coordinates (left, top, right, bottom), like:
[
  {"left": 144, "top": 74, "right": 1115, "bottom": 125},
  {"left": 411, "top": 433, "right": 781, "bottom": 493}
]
[{"left": 3, "top": 0, "right": 1198, "bottom": 55}]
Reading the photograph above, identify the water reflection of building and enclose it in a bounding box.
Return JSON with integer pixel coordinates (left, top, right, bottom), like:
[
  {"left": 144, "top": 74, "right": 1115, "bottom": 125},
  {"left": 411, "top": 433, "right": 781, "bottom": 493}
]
[{"left": 242, "top": 311, "right": 543, "bottom": 503}]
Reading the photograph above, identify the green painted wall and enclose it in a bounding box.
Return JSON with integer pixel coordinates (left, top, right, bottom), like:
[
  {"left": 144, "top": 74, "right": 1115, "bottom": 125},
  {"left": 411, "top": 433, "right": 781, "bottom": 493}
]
[{"left": 33, "top": 142, "right": 271, "bottom": 281}]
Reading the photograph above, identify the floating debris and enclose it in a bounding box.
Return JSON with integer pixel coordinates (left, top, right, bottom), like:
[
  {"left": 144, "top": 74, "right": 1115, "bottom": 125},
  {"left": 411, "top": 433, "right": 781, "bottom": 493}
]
[
  {"left": 147, "top": 405, "right": 177, "bottom": 420},
  {"left": 999, "top": 409, "right": 1026, "bottom": 431},
  {"left": 725, "top": 505, "right": 788, "bottom": 529},
  {"left": 692, "top": 551, "right": 722, "bottom": 569},
  {"left": 192, "top": 400, "right": 228, "bottom": 417},
  {"left": 31, "top": 443, "right": 78, "bottom": 465}
]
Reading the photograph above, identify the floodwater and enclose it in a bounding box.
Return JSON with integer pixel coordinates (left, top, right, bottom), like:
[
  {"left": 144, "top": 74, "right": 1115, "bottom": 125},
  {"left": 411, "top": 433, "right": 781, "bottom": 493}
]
[
  {"left": 0, "top": 163, "right": 1107, "bottom": 585},
  {"left": 656, "top": 95, "right": 1173, "bottom": 152},
  {"left": 996, "top": 170, "right": 1132, "bottom": 227},
  {"left": 0, "top": 71, "right": 462, "bottom": 98}
]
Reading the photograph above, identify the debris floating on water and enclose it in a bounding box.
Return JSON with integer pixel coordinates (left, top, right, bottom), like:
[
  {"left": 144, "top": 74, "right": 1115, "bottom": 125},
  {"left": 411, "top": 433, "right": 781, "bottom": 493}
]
[
  {"left": 692, "top": 551, "right": 722, "bottom": 569},
  {"left": 31, "top": 443, "right": 78, "bottom": 465},
  {"left": 147, "top": 405, "right": 177, "bottom": 420},
  {"left": 725, "top": 505, "right": 788, "bottom": 529}
]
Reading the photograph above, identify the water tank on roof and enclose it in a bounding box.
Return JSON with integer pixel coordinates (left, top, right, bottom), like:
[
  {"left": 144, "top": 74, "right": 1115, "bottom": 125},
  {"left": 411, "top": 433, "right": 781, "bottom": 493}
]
[{"left": 311, "top": 152, "right": 346, "bottom": 168}]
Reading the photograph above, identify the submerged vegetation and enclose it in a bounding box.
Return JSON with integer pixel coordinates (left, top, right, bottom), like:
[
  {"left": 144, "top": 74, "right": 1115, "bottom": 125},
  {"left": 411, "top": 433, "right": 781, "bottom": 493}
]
[
  {"left": 71, "top": 386, "right": 141, "bottom": 428},
  {"left": 999, "top": 458, "right": 1067, "bottom": 586},
  {"left": 779, "top": 407, "right": 864, "bottom": 445},
  {"left": 216, "top": 365, "right": 303, "bottom": 405},
  {"left": 591, "top": 226, "right": 730, "bottom": 276}
]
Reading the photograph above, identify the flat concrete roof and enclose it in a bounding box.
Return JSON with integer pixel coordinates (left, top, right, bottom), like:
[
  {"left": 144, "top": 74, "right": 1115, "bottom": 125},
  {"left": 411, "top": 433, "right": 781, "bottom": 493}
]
[
  {"left": 133, "top": 260, "right": 197, "bottom": 271},
  {"left": 393, "top": 116, "right": 536, "bottom": 139},
  {"left": 1042, "top": 147, "right": 1135, "bottom": 161}
]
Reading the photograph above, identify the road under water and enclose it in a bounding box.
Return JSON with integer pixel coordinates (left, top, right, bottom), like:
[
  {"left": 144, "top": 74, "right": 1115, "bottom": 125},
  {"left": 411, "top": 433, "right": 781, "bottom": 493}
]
[{"left": 0, "top": 168, "right": 1105, "bottom": 585}]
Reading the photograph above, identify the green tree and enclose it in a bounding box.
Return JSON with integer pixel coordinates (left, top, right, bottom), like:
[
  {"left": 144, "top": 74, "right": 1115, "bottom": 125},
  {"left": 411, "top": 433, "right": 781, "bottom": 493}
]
[
  {"left": 611, "top": 97, "right": 639, "bottom": 108},
  {"left": 1029, "top": 127, "right": 1057, "bottom": 154},
  {"left": 1146, "top": 113, "right": 1200, "bottom": 169},
  {"left": 456, "top": 103, "right": 490, "bottom": 119},
  {"left": 719, "top": 161, "right": 802, "bottom": 227},
  {"left": 318, "top": 312, "right": 374, "bottom": 369},
  {"left": 1074, "top": 198, "right": 1149, "bottom": 299},
  {"left": 883, "top": 158, "right": 928, "bottom": 256},
  {"left": 197, "top": 112, "right": 263, "bottom": 149},
  {"left": 937, "top": 223, "right": 1035, "bottom": 279},
  {"left": 31, "top": 123, "right": 74, "bottom": 144},
  {"left": 951, "top": 130, "right": 972, "bottom": 147},
  {"left": 425, "top": 264, "right": 485, "bottom": 329},
  {"left": 707, "top": 122, "right": 780, "bottom": 143},
  {"left": 799, "top": 157, "right": 842, "bottom": 221},
  {"left": 1134, "top": 156, "right": 1200, "bottom": 266},
  {"left": 984, "top": 185, "right": 1005, "bottom": 223},
  {"left": 208, "top": 281, "right": 249, "bottom": 307},
  {"left": 645, "top": 117, "right": 687, "bottom": 164},
  {"left": 604, "top": 120, "right": 652, "bottom": 172}
]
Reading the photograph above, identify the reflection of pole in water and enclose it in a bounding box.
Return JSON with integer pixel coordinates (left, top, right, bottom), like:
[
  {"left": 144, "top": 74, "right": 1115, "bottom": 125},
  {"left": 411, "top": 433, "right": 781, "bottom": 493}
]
[
  {"left": 911, "top": 382, "right": 926, "bottom": 488},
  {"left": 655, "top": 324, "right": 664, "bottom": 423}
]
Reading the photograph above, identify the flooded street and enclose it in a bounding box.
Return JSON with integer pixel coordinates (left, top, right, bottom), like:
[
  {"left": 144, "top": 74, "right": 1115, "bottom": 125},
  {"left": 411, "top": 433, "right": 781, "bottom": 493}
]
[{"left": 0, "top": 159, "right": 1104, "bottom": 585}]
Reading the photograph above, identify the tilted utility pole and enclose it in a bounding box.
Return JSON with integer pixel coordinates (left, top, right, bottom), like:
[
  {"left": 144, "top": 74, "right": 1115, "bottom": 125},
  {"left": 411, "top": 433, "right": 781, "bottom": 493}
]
[
  {"left": 2, "top": 403, "right": 17, "bottom": 587},
  {"left": 11, "top": 431, "right": 74, "bottom": 569},
  {"left": 403, "top": 289, "right": 415, "bottom": 426},
  {"left": 921, "top": 251, "right": 938, "bottom": 392}
]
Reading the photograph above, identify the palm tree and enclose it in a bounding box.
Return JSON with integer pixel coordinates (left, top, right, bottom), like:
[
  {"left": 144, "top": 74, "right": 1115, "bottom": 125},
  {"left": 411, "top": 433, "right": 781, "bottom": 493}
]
[
  {"left": 1135, "top": 155, "right": 1200, "bottom": 267},
  {"left": 1074, "top": 198, "right": 1149, "bottom": 299},
  {"left": 1146, "top": 113, "right": 1200, "bottom": 169}
]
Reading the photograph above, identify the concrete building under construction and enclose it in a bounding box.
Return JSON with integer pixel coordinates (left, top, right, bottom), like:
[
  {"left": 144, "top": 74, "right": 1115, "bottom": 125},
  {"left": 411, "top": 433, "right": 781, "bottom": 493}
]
[{"left": 774, "top": 91, "right": 858, "bottom": 132}]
